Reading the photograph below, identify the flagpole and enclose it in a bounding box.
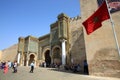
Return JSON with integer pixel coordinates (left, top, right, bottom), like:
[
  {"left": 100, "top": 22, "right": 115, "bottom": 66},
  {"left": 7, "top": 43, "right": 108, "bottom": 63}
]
[{"left": 105, "top": 0, "right": 120, "bottom": 57}]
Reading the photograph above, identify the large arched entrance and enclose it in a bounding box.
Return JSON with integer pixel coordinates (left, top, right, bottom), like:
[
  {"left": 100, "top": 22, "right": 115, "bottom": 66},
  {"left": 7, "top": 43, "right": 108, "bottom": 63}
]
[
  {"left": 28, "top": 54, "right": 35, "bottom": 66},
  {"left": 52, "top": 47, "right": 61, "bottom": 64},
  {"left": 44, "top": 50, "right": 51, "bottom": 67}
]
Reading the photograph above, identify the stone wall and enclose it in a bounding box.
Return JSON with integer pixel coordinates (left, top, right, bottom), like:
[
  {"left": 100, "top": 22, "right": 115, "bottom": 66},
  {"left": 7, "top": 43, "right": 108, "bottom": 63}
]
[
  {"left": 69, "top": 17, "right": 87, "bottom": 71},
  {"left": 1, "top": 44, "right": 18, "bottom": 62},
  {"left": 80, "top": 0, "right": 120, "bottom": 78}
]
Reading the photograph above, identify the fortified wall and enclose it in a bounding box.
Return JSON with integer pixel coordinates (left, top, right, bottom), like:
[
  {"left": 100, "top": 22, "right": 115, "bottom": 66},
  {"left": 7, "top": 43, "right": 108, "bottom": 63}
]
[
  {"left": 0, "top": 44, "right": 18, "bottom": 62},
  {"left": 80, "top": 0, "right": 120, "bottom": 77},
  {"left": 69, "top": 16, "right": 86, "bottom": 69}
]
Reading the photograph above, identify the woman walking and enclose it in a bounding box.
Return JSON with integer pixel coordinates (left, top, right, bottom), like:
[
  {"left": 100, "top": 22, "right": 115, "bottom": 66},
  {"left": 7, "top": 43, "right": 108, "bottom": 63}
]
[{"left": 3, "top": 62, "right": 8, "bottom": 74}]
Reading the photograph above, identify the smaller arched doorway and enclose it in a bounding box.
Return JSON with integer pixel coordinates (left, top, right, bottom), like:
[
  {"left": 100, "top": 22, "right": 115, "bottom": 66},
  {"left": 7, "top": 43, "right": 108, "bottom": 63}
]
[
  {"left": 52, "top": 47, "right": 61, "bottom": 64},
  {"left": 28, "top": 54, "right": 35, "bottom": 66},
  {"left": 44, "top": 50, "right": 51, "bottom": 67}
]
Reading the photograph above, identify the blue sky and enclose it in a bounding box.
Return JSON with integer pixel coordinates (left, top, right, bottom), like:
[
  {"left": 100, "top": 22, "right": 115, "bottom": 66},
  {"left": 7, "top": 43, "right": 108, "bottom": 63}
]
[{"left": 0, "top": 0, "right": 80, "bottom": 50}]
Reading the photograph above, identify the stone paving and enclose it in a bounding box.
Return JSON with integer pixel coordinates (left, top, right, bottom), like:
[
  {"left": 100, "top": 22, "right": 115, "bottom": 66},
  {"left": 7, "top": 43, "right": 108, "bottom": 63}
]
[{"left": 0, "top": 66, "right": 120, "bottom": 80}]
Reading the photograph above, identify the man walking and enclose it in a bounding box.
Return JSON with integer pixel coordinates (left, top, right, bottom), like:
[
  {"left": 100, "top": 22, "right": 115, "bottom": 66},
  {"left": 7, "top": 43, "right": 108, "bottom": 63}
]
[{"left": 30, "top": 61, "right": 34, "bottom": 73}]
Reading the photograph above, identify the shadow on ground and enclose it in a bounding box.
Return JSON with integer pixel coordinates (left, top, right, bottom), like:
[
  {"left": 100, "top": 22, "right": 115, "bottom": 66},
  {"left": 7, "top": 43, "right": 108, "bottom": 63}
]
[{"left": 47, "top": 68, "right": 88, "bottom": 75}]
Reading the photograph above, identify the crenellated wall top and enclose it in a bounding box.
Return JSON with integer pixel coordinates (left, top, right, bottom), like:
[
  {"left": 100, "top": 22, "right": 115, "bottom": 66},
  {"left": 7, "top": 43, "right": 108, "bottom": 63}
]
[{"left": 70, "top": 15, "right": 81, "bottom": 22}]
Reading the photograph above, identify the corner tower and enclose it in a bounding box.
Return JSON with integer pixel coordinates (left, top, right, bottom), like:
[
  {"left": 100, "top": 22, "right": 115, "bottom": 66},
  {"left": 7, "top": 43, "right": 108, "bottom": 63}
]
[{"left": 80, "top": 0, "right": 120, "bottom": 78}]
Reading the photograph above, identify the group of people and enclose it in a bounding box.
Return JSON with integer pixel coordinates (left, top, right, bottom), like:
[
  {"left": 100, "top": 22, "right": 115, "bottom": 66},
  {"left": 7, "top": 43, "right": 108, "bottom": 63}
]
[
  {"left": 64, "top": 63, "right": 81, "bottom": 73},
  {"left": 39, "top": 60, "right": 88, "bottom": 74},
  {"left": 0, "top": 60, "right": 35, "bottom": 74},
  {"left": 0, "top": 60, "right": 18, "bottom": 74},
  {"left": 0, "top": 61, "right": 9, "bottom": 74},
  {"left": 40, "top": 62, "right": 62, "bottom": 68},
  {"left": 64, "top": 60, "right": 88, "bottom": 74},
  {"left": 0, "top": 60, "right": 88, "bottom": 74}
]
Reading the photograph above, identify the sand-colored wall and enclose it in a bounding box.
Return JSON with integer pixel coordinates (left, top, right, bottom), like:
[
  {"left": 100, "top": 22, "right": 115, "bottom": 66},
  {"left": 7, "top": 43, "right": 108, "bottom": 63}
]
[
  {"left": 1, "top": 44, "right": 18, "bottom": 62},
  {"left": 80, "top": 0, "right": 120, "bottom": 77}
]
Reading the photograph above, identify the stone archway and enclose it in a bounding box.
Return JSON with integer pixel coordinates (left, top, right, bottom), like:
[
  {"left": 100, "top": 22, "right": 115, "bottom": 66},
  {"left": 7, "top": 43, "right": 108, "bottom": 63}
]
[
  {"left": 52, "top": 47, "right": 61, "bottom": 64},
  {"left": 28, "top": 53, "right": 36, "bottom": 66},
  {"left": 44, "top": 50, "right": 51, "bottom": 67}
]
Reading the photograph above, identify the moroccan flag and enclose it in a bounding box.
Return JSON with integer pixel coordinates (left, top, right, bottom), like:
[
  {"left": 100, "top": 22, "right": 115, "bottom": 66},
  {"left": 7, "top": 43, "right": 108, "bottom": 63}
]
[{"left": 82, "top": 1, "right": 110, "bottom": 35}]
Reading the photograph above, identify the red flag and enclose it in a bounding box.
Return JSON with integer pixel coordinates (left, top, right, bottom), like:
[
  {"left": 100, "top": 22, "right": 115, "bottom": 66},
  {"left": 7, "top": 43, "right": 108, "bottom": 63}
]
[{"left": 82, "top": 1, "right": 110, "bottom": 35}]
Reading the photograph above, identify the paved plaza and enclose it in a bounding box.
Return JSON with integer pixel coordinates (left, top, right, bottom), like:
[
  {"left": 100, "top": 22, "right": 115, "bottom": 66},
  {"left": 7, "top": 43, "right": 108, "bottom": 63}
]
[{"left": 0, "top": 66, "right": 120, "bottom": 80}]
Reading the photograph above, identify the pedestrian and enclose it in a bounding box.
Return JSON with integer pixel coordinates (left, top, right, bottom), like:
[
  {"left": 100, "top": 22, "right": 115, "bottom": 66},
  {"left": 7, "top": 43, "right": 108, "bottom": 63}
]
[
  {"left": 8, "top": 61, "right": 12, "bottom": 69},
  {"left": 13, "top": 61, "right": 18, "bottom": 73},
  {"left": 76, "top": 64, "right": 81, "bottom": 72},
  {"left": 84, "top": 60, "right": 88, "bottom": 74},
  {"left": 3, "top": 62, "right": 8, "bottom": 74},
  {"left": 30, "top": 61, "right": 34, "bottom": 73},
  {"left": 44, "top": 62, "right": 46, "bottom": 68}
]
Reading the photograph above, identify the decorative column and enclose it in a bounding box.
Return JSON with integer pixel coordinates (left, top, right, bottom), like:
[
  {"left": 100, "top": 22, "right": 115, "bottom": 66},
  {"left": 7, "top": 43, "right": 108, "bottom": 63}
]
[
  {"left": 58, "top": 13, "right": 68, "bottom": 65},
  {"left": 26, "top": 52, "right": 29, "bottom": 66},
  {"left": 20, "top": 53, "right": 24, "bottom": 66},
  {"left": 17, "top": 53, "right": 21, "bottom": 65},
  {"left": 60, "top": 39, "right": 66, "bottom": 65},
  {"left": 26, "top": 60, "right": 29, "bottom": 66}
]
